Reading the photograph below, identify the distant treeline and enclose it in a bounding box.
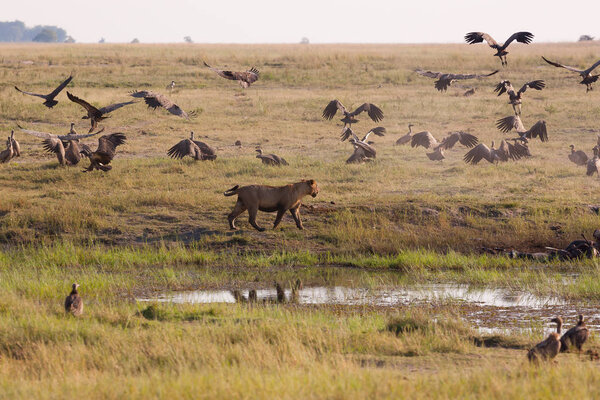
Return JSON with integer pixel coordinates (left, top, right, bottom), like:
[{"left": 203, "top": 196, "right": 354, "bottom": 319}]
[{"left": 0, "top": 20, "right": 68, "bottom": 42}]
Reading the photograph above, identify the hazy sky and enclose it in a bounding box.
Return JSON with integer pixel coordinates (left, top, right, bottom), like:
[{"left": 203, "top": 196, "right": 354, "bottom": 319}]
[{"left": 3, "top": 1, "right": 599, "bottom": 44}]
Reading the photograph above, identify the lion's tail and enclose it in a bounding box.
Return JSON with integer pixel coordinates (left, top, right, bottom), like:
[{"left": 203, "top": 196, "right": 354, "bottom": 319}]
[{"left": 224, "top": 185, "right": 239, "bottom": 196}]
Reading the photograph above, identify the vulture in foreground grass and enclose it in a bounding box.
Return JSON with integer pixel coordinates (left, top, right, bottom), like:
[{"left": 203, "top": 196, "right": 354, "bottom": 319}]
[
  {"left": 67, "top": 92, "right": 136, "bottom": 132},
  {"left": 560, "top": 314, "right": 589, "bottom": 353},
  {"left": 167, "top": 132, "right": 217, "bottom": 161},
  {"left": 130, "top": 90, "right": 194, "bottom": 119},
  {"left": 80, "top": 133, "right": 126, "bottom": 172},
  {"left": 494, "top": 80, "right": 545, "bottom": 115},
  {"left": 15, "top": 75, "right": 73, "bottom": 108},
  {"left": 322, "top": 100, "right": 384, "bottom": 131},
  {"left": 411, "top": 130, "right": 479, "bottom": 161},
  {"left": 19, "top": 123, "right": 103, "bottom": 166},
  {"left": 542, "top": 56, "right": 600, "bottom": 92},
  {"left": 65, "top": 283, "right": 83, "bottom": 316},
  {"left": 0, "top": 131, "right": 20, "bottom": 164},
  {"left": 527, "top": 317, "right": 562, "bottom": 363},
  {"left": 414, "top": 69, "right": 498, "bottom": 91},
  {"left": 463, "top": 140, "right": 529, "bottom": 165},
  {"left": 495, "top": 115, "right": 548, "bottom": 143},
  {"left": 568, "top": 145, "right": 588, "bottom": 166},
  {"left": 465, "top": 31, "right": 534, "bottom": 66},
  {"left": 204, "top": 62, "right": 259, "bottom": 88},
  {"left": 256, "top": 147, "right": 288, "bottom": 166}
]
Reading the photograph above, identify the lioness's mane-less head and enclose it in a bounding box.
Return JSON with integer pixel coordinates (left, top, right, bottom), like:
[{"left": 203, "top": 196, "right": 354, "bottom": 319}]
[{"left": 302, "top": 179, "right": 319, "bottom": 198}]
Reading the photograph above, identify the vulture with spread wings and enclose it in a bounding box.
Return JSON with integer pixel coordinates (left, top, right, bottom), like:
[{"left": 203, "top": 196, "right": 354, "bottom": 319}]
[
  {"left": 322, "top": 100, "right": 384, "bottom": 132},
  {"left": 494, "top": 80, "right": 545, "bottom": 115},
  {"left": 130, "top": 90, "right": 194, "bottom": 119},
  {"left": 19, "top": 123, "right": 103, "bottom": 166},
  {"left": 167, "top": 132, "right": 217, "bottom": 161},
  {"left": 542, "top": 56, "right": 600, "bottom": 92},
  {"left": 204, "top": 62, "right": 259, "bottom": 88},
  {"left": 415, "top": 69, "right": 498, "bottom": 91},
  {"left": 463, "top": 140, "right": 529, "bottom": 165},
  {"left": 411, "top": 131, "right": 479, "bottom": 161},
  {"left": 464, "top": 31, "right": 534, "bottom": 66},
  {"left": 15, "top": 75, "right": 73, "bottom": 108},
  {"left": 67, "top": 92, "right": 135, "bottom": 132},
  {"left": 80, "top": 133, "right": 126, "bottom": 172},
  {"left": 342, "top": 127, "right": 383, "bottom": 163},
  {"left": 495, "top": 115, "right": 548, "bottom": 143}
]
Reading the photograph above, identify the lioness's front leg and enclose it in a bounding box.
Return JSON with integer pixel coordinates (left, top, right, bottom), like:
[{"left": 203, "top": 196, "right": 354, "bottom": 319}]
[
  {"left": 273, "top": 208, "right": 286, "bottom": 229},
  {"left": 247, "top": 205, "right": 265, "bottom": 232},
  {"left": 289, "top": 206, "right": 303, "bottom": 230}
]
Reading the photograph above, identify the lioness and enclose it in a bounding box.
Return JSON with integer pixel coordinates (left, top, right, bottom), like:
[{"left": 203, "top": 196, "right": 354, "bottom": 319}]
[{"left": 224, "top": 179, "right": 319, "bottom": 231}]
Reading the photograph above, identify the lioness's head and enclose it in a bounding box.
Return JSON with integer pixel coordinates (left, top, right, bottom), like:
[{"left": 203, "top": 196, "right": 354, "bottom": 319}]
[{"left": 303, "top": 179, "right": 319, "bottom": 198}]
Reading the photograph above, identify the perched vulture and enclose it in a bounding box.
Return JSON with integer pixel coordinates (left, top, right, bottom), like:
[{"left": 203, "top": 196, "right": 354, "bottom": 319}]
[
  {"left": 560, "top": 314, "right": 590, "bottom": 353},
  {"left": 0, "top": 131, "right": 19, "bottom": 164},
  {"left": 396, "top": 124, "right": 415, "bottom": 145},
  {"left": 256, "top": 148, "right": 288, "bottom": 166},
  {"left": 64, "top": 283, "right": 83, "bottom": 316},
  {"left": 15, "top": 75, "right": 72, "bottom": 108},
  {"left": 568, "top": 145, "right": 588, "bottom": 166}
]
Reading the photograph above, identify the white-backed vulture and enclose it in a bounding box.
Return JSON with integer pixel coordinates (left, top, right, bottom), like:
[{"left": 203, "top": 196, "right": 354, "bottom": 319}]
[
  {"left": 494, "top": 80, "right": 545, "bottom": 115},
  {"left": 495, "top": 115, "right": 548, "bottom": 142},
  {"left": 322, "top": 99, "right": 384, "bottom": 131},
  {"left": 80, "top": 133, "right": 126, "bottom": 172},
  {"left": 569, "top": 145, "right": 588, "bottom": 166},
  {"left": 463, "top": 140, "right": 529, "bottom": 164},
  {"left": 465, "top": 31, "right": 534, "bottom": 66},
  {"left": 167, "top": 132, "right": 217, "bottom": 161}
]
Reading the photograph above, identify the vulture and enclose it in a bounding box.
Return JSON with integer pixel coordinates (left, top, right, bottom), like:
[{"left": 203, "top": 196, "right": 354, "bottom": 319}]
[
  {"left": 14, "top": 75, "right": 72, "bottom": 108},
  {"left": 204, "top": 62, "right": 259, "bottom": 88},
  {"left": 340, "top": 126, "right": 385, "bottom": 142},
  {"left": 464, "top": 31, "right": 534, "bottom": 66},
  {"left": 463, "top": 88, "right": 476, "bottom": 97},
  {"left": 560, "top": 314, "right": 589, "bottom": 353},
  {"left": 494, "top": 80, "right": 545, "bottom": 115},
  {"left": 19, "top": 123, "right": 102, "bottom": 166},
  {"left": 67, "top": 92, "right": 136, "bottom": 132},
  {"left": 396, "top": 124, "right": 415, "bottom": 145},
  {"left": 495, "top": 115, "right": 548, "bottom": 143},
  {"left": 463, "top": 140, "right": 529, "bottom": 165},
  {"left": 527, "top": 318, "right": 562, "bottom": 363},
  {"left": 0, "top": 131, "right": 20, "bottom": 164},
  {"left": 411, "top": 131, "right": 479, "bottom": 160},
  {"left": 167, "top": 132, "right": 217, "bottom": 161},
  {"left": 166, "top": 80, "right": 176, "bottom": 92},
  {"left": 344, "top": 128, "right": 379, "bottom": 163},
  {"left": 568, "top": 145, "right": 588, "bottom": 166},
  {"left": 80, "top": 133, "right": 126, "bottom": 172},
  {"left": 64, "top": 283, "right": 83, "bottom": 316},
  {"left": 542, "top": 56, "right": 600, "bottom": 92},
  {"left": 322, "top": 100, "right": 384, "bottom": 131},
  {"left": 256, "top": 148, "right": 288, "bottom": 166},
  {"left": 414, "top": 69, "right": 498, "bottom": 91},
  {"left": 130, "top": 90, "right": 194, "bottom": 119},
  {"left": 587, "top": 147, "right": 600, "bottom": 176}
]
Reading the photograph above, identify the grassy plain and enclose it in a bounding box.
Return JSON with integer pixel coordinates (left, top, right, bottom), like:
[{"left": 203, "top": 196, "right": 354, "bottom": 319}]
[{"left": 1, "top": 42, "right": 600, "bottom": 398}]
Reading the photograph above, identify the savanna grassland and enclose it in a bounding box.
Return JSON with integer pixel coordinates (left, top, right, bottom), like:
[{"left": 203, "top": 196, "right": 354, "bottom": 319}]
[{"left": 1, "top": 42, "right": 600, "bottom": 398}]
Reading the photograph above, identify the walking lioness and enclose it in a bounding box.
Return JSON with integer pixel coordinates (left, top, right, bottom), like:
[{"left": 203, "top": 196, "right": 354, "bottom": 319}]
[{"left": 224, "top": 180, "right": 319, "bottom": 231}]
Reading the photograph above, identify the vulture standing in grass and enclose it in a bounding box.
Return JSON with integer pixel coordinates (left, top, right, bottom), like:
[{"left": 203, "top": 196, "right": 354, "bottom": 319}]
[
  {"left": 560, "top": 314, "right": 589, "bottom": 353},
  {"left": 80, "top": 133, "right": 126, "bottom": 172},
  {"left": 130, "top": 90, "right": 194, "bottom": 119},
  {"left": 204, "top": 62, "right": 259, "bottom": 88},
  {"left": 67, "top": 92, "right": 136, "bottom": 132},
  {"left": 15, "top": 75, "right": 72, "bottom": 108},
  {"left": 587, "top": 147, "right": 600, "bottom": 176},
  {"left": 19, "top": 124, "right": 102, "bottom": 166},
  {"left": 463, "top": 140, "right": 529, "bottom": 165},
  {"left": 0, "top": 131, "right": 19, "bottom": 164},
  {"left": 569, "top": 145, "right": 588, "bottom": 166},
  {"left": 464, "top": 31, "right": 534, "bottom": 66},
  {"left": 166, "top": 80, "right": 176, "bottom": 92},
  {"left": 396, "top": 124, "right": 415, "bottom": 145},
  {"left": 322, "top": 100, "right": 384, "bottom": 132},
  {"left": 256, "top": 148, "right": 288, "bottom": 166},
  {"left": 542, "top": 57, "right": 600, "bottom": 92},
  {"left": 411, "top": 130, "right": 479, "bottom": 161},
  {"left": 167, "top": 132, "right": 217, "bottom": 161},
  {"left": 527, "top": 318, "right": 562, "bottom": 363},
  {"left": 65, "top": 283, "right": 83, "bottom": 316},
  {"left": 495, "top": 115, "right": 548, "bottom": 143},
  {"left": 414, "top": 69, "right": 498, "bottom": 91},
  {"left": 494, "top": 80, "right": 545, "bottom": 115}
]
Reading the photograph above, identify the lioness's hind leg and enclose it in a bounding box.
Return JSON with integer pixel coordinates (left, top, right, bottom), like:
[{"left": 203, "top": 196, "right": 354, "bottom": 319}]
[
  {"left": 247, "top": 205, "right": 265, "bottom": 232},
  {"left": 273, "top": 208, "right": 286, "bottom": 229},
  {"left": 290, "top": 206, "right": 303, "bottom": 229},
  {"left": 228, "top": 200, "right": 246, "bottom": 230}
]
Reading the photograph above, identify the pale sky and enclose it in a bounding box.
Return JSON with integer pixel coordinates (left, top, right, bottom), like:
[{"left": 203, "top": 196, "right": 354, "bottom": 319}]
[{"left": 2, "top": 0, "right": 599, "bottom": 44}]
